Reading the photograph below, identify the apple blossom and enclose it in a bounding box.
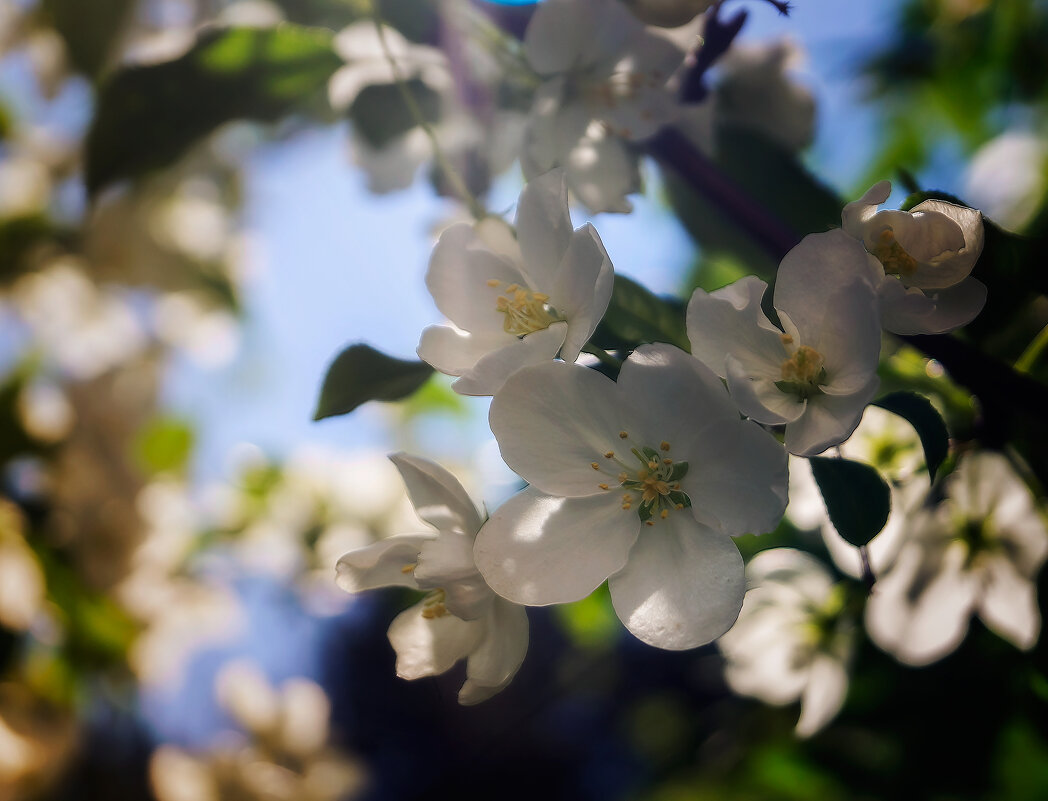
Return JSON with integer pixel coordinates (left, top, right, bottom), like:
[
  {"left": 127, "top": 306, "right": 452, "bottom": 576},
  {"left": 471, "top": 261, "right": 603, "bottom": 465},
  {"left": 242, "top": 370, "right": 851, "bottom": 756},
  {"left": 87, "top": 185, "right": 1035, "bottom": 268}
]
[
  {"left": 520, "top": 0, "right": 686, "bottom": 212},
  {"left": 787, "top": 405, "right": 926, "bottom": 579},
  {"left": 476, "top": 344, "right": 788, "bottom": 650},
  {"left": 336, "top": 453, "right": 529, "bottom": 704},
  {"left": 866, "top": 451, "right": 1048, "bottom": 665},
  {"left": 687, "top": 230, "right": 882, "bottom": 457},
  {"left": 718, "top": 548, "right": 855, "bottom": 737},
  {"left": 417, "top": 169, "right": 614, "bottom": 395},
  {"left": 842, "top": 180, "right": 986, "bottom": 334}
]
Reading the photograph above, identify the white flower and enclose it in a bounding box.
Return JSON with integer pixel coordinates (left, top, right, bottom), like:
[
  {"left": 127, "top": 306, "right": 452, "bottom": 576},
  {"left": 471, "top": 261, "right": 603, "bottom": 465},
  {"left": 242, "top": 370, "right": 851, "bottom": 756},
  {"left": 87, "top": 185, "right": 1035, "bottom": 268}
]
[
  {"left": 336, "top": 453, "right": 529, "bottom": 704},
  {"left": 623, "top": 0, "right": 716, "bottom": 28},
  {"left": 842, "top": 180, "right": 986, "bottom": 334},
  {"left": 687, "top": 230, "right": 882, "bottom": 457},
  {"left": 475, "top": 344, "right": 788, "bottom": 650},
  {"left": 521, "top": 0, "right": 685, "bottom": 212},
  {"left": 787, "top": 405, "right": 925, "bottom": 578},
  {"left": 964, "top": 129, "right": 1048, "bottom": 233},
  {"left": 718, "top": 548, "right": 854, "bottom": 738},
  {"left": 417, "top": 169, "right": 614, "bottom": 395},
  {"left": 866, "top": 451, "right": 1048, "bottom": 665}
]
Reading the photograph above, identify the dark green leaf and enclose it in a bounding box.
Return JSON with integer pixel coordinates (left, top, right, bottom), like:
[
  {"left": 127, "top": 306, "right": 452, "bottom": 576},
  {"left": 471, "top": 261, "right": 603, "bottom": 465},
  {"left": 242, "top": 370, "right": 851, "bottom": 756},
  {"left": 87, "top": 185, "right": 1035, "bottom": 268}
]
[
  {"left": 590, "top": 274, "right": 689, "bottom": 352},
  {"left": 873, "top": 391, "right": 950, "bottom": 482},
  {"left": 42, "top": 0, "right": 137, "bottom": 77},
  {"left": 313, "top": 343, "right": 433, "bottom": 420},
  {"left": 86, "top": 25, "right": 342, "bottom": 193},
  {"left": 809, "top": 457, "right": 891, "bottom": 548}
]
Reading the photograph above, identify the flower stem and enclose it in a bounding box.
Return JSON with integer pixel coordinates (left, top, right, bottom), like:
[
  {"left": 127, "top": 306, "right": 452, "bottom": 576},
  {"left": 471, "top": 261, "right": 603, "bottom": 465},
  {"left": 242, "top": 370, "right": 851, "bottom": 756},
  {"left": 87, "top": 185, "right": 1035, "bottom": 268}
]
[
  {"left": 368, "top": 1, "right": 488, "bottom": 222},
  {"left": 582, "top": 344, "right": 623, "bottom": 369}
]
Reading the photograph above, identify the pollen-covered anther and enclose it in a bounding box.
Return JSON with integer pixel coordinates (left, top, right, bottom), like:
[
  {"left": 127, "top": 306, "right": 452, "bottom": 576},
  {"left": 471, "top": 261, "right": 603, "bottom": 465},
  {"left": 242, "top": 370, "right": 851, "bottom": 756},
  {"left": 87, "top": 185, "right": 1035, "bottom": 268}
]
[
  {"left": 872, "top": 227, "right": 919, "bottom": 277},
  {"left": 599, "top": 483, "right": 610, "bottom": 490},
  {"left": 660, "top": 441, "right": 670, "bottom": 451},
  {"left": 494, "top": 283, "right": 560, "bottom": 336},
  {"left": 590, "top": 462, "right": 600, "bottom": 470},
  {"left": 781, "top": 345, "right": 825, "bottom": 385},
  {"left": 486, "top": 278, "right": 501, "bottom": 287},
  {"left": 660, "top": 509, "right": 669, "bottom": 519},
  {"left": 604, "top": 451, "right": 615, "bottom": 458},
  {"left": 400, "top": 563, "right": 416, "bottom": 574},
  {"left": 780, "top": 333, "right": 794, "bottom": 345},
  {"left": 619, "top": 431, "right": 629, "bottom": 439},
  {"left": 420, "top": 589, "right": 448, "bottom": 619}
]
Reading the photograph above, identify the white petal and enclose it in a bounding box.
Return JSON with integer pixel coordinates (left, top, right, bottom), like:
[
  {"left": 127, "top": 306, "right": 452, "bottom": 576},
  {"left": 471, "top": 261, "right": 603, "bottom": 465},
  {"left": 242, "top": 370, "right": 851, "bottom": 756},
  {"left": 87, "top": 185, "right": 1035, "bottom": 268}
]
[
  {"left": 865, "top": 541, "right": 979, "bottom": 666},
  {"left": 474, "top": 487, "right": 640, "bottom": 605},
  {"left": 876, "top": 278, "right": 937, "bottom": 335},
  {"left": 795, "top": 654, "right": 849, "bottom": 737},
  {"left": 417, "top": 324, "right": 511, "bottom": 376},
  {"left": 783, "top": 377, "right": 879, "bottom": 458},
  {"left": 616, "top": 344, "right": 740, "bottom": 444},
  {"left": 452, "top": 322, "right": 568, "bottom": 397},
  {"left": 335, "top": 535, "right": 431, "bottom": 593},
  {"left": 552, "top": 225, "right": 614, "bottom": 364},
  {"left": 683, "top": 418, "right": 789, "bottom": 535},
  {"left": 564, "top": 132, "right": 639, "bottom": 214},
  {"left": 524, "top": 0, "right": 634, "bottom": 75},
  {"left": 774, "top": 231, "right": 883, "bottom": 340},
  {"left": 414, "top": 533, "right": 492, "bottom": 621},
  {"left": 841, "top": 180, "right": 891, "bottom": 238},
  {"left": 516, "top": 169, "right": 572, "bottom": 292},
  {"left": 459, "top": 599, "right": 530, "bottom": 705},
  {"left": 720, "top": 604, "right": 810, "bottom": 704},
  {"left": 387, "top": 601, "right": 485, "bottom": 679},
  {"left": 390, "top": 453, "right": 482, "bottom": 536},
  {"left": 687, "top": 277, "right": 786, "bottom": 379},
  {"left": 609, "top": 514, "right": 745, "bottom": 650},
  {"left": 489, "top": 361, "right": 632, "bottom": 497},
  {"left": 977, "top": 554, "right": 1041, "bottom": 650},
  {"left": 911, "top": 199, "right": 984, "bottom": 287},
  {"left": 725, "top": 355, "right": 806, "bottom": 426},
  {"left": 426, "top": 224, "right": 525, "bottom": 335},
  {"left": 809, "top": 280, "right": 882, "bottom": 394},
  {"left": 523, "top": 81, "right": 592, "bottom": 174},
  {"left": 915, "top": 278, "right": 987, "bottom": 334}
]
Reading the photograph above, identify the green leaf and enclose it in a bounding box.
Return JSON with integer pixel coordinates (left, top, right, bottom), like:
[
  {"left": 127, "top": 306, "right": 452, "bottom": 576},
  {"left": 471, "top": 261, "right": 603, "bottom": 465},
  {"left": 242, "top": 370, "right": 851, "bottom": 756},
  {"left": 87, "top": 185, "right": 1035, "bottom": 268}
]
[
  {"left": 135, "top": 417, "right": 196, "bottom": 476},
  {"left": 590, "top": 274, "right": 689, "bottom": 352},
  {"left": 809, "top": 457, "right": 891, "bottom": 548},
  {"left": 348, "top": 79, "right": 442, "bottom": 149},
  {"left": 42, "top": 0, "right": 137, "bottom": 77},
  {"left": 313, "top": 343, "right": 433, "bottom": 420},
  {"left": 86, "top": 25, "right": 342, "bottom": 193},
  {"left": 873, "top": 391, "right": 949, "bottom": 482}
]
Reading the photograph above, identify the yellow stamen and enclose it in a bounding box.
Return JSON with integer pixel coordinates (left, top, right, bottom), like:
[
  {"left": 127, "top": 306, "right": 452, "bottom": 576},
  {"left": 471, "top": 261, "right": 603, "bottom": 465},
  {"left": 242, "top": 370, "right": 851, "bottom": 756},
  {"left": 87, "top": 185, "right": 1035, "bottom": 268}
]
[
  {"left": 619, "top": 431, "right": 629, "bottom": 439},
  {"left": 660, "top": 509, "right": 669, "bottom": 519},
  {"left": 780, "top": 333, "right": 793, "bottom": 345},
  {"left": 486, "top": 278, "right": 501, "bottom": 287},
  {"left": 400, "top": 564, "right": 415, "bottom": 574},
  {"left": 599, "top": 483, "right": 610, "bottom": 490},
  {"left": 871, "top": 228, "right": 919, "bottom": 277},
  {"left": 591, "top": 462, "right": 600, "bottom": 470},
  {"left": 660, "top": 441, "right": 670, "bottom": 451},
  {"left": 781, "top": 345, "right": 825, "bottom": 385},
  {"left": 604, "top": 451, "right": 615, "bottom": 458}
]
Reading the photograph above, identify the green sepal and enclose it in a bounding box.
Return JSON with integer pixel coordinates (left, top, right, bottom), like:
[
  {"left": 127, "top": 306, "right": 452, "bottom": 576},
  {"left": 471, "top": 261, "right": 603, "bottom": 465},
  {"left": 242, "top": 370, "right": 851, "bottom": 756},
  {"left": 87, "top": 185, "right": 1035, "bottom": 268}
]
[{"left": 668, "top": 461, "right": 689, "bottom": 482}]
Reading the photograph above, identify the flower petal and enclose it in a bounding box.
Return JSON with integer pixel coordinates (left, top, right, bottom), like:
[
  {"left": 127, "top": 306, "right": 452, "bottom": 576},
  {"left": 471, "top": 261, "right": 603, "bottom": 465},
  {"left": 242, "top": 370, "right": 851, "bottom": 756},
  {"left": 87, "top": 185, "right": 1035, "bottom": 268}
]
[
  {"left": 783, "top": 377, "right": 879, "bottom": 457},
  {"left": 426, "top": 224, "right": 525, "bottom": 335},
  {"left": 335, "top": 534, "right": 432, "bottom": 593},
  {"left": 489, "top": 361, "right": 632, "bottom": 497},
  {"left": 417, "top": 324, "right": 510, "bottom": 376},
  {"left": 553, "top": 226, "right": 614, "bottom": 363},
  {"left": 459, "top": 599, "right": 530, "bottom": 705},
  {"left": 725, "top": 354, "right": 806, "bottom": 426},
  {"left": 841, "top": 180, "right": 891, "bottom": 238},
  {"left": 564, "top": 131, "right": 639, "bottom": 214},
  {"left": 609, "top": 514, "right": 745, "bottom": 650},
  {"left": 474, "top": 487, "right": 640, "bottom": 605},
  {"left": 616, "top": 344, "right": 740, "bottom": 445},
  {"left": 523, "top": 0, "right": 634, "bottom": 75},
  {"left": 687, "top": 276, "right": 785, "bottom": 379},
  {"left": 390, "top": 452, "right": 482, "bottom": 536},
  {"left": 977, "top": 554, "right": 1041, "bottom": 650},
  {"left": 910, "top": 199, "right": 984, "bottom": 288},
  {"left": 795, "top": 654, "right": 848, "bottom": 737},
  {"left": 916, "top": 278, "right": 987, "bottom": 334},
  {"left": 516, "top": 169, "right": 573, "bottom": 292},
  {"left": 683, "top": 418, "right": 789, "bottom": 535},
  {"left": 387, "top": 601, "right": 485, "bottom": 679},
  {"left": 452, "top": 322, "right": 568, "bottom": 396}
]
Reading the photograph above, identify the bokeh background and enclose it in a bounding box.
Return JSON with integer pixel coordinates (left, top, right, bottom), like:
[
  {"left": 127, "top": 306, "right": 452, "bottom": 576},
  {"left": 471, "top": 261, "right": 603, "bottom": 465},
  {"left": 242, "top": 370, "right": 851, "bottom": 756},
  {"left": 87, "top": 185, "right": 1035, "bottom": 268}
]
[{"left": 2, "top": 0, "right": 1048, "bottom": 799}]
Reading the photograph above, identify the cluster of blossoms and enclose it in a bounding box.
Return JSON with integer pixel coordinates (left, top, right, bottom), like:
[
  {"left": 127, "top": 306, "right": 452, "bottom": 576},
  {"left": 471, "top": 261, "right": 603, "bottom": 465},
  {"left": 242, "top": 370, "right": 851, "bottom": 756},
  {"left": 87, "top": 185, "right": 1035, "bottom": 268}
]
[{"left": 328, "top": 0, "right": 1047, "bottom": 742}]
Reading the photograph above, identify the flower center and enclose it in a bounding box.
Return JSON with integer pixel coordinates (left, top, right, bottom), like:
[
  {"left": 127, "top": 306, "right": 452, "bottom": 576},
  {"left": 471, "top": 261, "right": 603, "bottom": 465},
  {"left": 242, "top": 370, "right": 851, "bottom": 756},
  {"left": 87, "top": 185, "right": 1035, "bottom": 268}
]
[
  {"left": 871, "top": 228, "right": 918, "bottom": 278},
  {"left": 420, "top": 589, "right": 448, "bottom": 619},
  {"left": 488, "top": 279, "right": 560, "bottom": 337},
  {"left": 776, "top": 341, "right": 827, "bottom": 400},
  {"left": 591, "top": 434, "right": 692, "bottom": 525}
]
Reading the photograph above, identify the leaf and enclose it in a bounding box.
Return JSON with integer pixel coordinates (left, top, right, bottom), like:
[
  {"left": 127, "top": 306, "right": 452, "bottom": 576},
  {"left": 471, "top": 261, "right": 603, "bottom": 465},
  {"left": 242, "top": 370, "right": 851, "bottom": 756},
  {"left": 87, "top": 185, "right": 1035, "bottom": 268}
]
[
  {"left": 348, "top": 79, "right": 442, "bottom": 149},
  {"left": 86, "top": 25, "right": 342, "bottom": 193},
  {"left": 314, "top": 344, "right": 433, "bottom": 420},
  {"left": 809, "top": 457, "right": 891, "bottom": 548},
  {"left": 590, "top": 274, "right": 689, "bottom": 352},
  {"left": 873, "top": 391, "right": 950, "bottom": 482},
  {"left": 42, "top": 0, "right": 137, "bottom": 77}
]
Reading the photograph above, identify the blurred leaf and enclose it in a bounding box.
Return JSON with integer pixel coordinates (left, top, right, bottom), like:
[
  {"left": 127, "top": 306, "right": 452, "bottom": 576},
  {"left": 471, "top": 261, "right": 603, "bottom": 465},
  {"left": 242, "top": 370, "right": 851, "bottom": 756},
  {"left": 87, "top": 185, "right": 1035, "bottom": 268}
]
[
  {"left": 0, "top": 215, "right": 62, "bottom": 284},
  {"left": 590, "top": 274, "right": 689, "bottom": 352},
  {"left": 397, "top": 374, "right": 469, "bottom": 420},
  {"left": 314, "top": 343, "right": 433, "bottom": 420},
  {"left": 86, "top": 25, "right": 342, "bottom": 193},
  {"left": 553, "top": 585, "right": 620, "bottom": 650},
  {"left": 134, "top": 416, "right": 195, "bottom": 475},
  {"left": 873, "top": 391, "right": 949, "bottom": 482},
  {"left": 41, "top": 0, "right": 136, "bottom": 77},
  {"left": 809, "top": 457, "right": 891, "bottom": 547},
  {"left": 348, "top": 78, "right": 442, "bottom": 149}
]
